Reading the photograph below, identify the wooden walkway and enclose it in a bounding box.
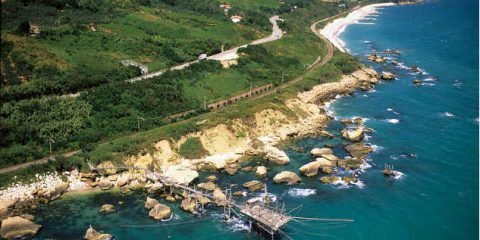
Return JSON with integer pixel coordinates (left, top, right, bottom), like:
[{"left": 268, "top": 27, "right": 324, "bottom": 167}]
[{"left": 90, "top": 164, "right": 292, "bottom": 238}]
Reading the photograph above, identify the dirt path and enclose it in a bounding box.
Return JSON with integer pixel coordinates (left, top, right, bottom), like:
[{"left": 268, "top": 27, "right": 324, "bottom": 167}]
[{"left": 0, "top": 150, "right": 80, "bottom": 175}]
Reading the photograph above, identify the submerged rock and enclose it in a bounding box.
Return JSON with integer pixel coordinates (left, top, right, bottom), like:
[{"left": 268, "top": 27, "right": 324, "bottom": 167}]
[
  {"left": 273, "top": 171, "right": 301, "bottom": 185},
  {"left": 319, "top": 176, "right": 339, "bottom": 184},
  {"left": 413, "top": 79, "right": 422, "bottom": 85},
  {"left": 206, "top": 175, "right": 217, "bottom": 181},
  {"left": 144, "top": 197, "right": 159, "bottom": 210},
  {"left": 243, "top": 180, "right": 265, "bottom": 192},
  {"left": 148, "top": 204, "right": 172, "bottom": 220},
  {"left": 255, "top": 166, "right": 267, "bottom": 177},
  {"left": 84, "top": 226, "right": 113, "bottom": 240},
  {"left": 342, "top": 176, "right": 357, "bottom": 183},
  {"left": 99, "top": 204, "right": 115, "bottom": 214},
  {"left": 0, "top": 216, "right": 41, "bottom": 240}
]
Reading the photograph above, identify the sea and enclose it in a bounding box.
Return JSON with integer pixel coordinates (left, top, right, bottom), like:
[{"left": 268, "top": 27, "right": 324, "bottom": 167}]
[{"left": 33, "top": 0, "right": 479, "bottom": 239}]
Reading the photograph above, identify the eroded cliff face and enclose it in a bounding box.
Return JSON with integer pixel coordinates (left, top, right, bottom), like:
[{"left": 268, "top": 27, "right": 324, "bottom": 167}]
[{"left": 123, "top": 68, "right": 378, "bottom": 183}]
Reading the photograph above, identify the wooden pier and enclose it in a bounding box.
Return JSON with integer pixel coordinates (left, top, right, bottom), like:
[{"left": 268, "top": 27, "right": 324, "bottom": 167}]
[{"left": 90, "top": 164, "right": 294, "bottom": 239}]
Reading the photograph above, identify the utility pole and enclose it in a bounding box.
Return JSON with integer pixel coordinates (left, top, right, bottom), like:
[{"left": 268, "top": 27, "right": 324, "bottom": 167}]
[
  {"left": 47, "top": 136, "right": 55, "bottom": 160},
  {"left": 281, "top": 71, "right": 284, "bottom": 84},
  {"left": 203, "top": 95, "right": 207, "bottom": 110},
  {"left": 137, "top": 117, "right": 145, "bottom": 131}
]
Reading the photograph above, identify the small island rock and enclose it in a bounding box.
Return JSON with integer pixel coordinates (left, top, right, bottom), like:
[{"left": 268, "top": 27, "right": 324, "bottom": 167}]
[
  {"left": 273, "top": 171, "right": 301, "bottom": 185},
  {"left": 148, "top": 204, "right": 172, "bottom": 220}
]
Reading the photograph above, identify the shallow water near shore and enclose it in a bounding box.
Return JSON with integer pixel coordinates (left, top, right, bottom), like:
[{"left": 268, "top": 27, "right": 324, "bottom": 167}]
[{"left": 33, "top": 0, "right": 478, "bottom": 239}]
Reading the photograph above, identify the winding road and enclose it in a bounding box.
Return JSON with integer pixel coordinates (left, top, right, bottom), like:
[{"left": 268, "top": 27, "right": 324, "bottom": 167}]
[
  {"left": 128, "top": 16, "right": 283, "bottom": 83},
  {"left": 1, "top": 13, "right": 339, "bottom": 175}
]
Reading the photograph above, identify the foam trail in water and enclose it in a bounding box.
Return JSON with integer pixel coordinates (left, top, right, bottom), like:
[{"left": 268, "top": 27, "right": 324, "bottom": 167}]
[
  {"left": 287, "top": 188, "right": 317, "bottom": 198},
  {"left": 383, "top": 119, "right": 400, "bottom": 124},
  {"left": 440, "top": 112, "right": 455, "bottom": 118}
]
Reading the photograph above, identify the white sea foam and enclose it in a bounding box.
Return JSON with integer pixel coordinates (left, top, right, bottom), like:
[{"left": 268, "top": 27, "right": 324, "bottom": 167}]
[
  {"left": 423, "top": 77, "right": 437, "bottom": 82},
  {"left": 440, "top": 112, "right": 455, "bottom": 118},
  {"left": 396, "top": 62, "right": 409, "bottom": 69},
  {"left": 287, "top": 188, "right": 317, "bottom": 197},
  {"left": 371, "top": 144, "right": 384, "bottom": 152},
  {"left": 229, "top": 216, "right": 251, "bottom": 232},
  {"left": 392, "top": 170, "right": 405, "bottom": 180},
  {"left": 387, "top": 108, "right": 400, "bottom": 115},
  {"left": 383, "top": 118, "right": 400, "bottom": 124}
]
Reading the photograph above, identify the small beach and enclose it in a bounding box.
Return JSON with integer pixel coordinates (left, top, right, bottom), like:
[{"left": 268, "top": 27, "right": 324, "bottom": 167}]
[{"left": 320, "top": 3, "right": 395, "bottom": 52}]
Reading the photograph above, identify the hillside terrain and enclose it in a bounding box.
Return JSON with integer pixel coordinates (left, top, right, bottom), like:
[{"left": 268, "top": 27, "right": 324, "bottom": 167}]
[{"left": 0, "top": 0, "right": 373, "bottom": 186}]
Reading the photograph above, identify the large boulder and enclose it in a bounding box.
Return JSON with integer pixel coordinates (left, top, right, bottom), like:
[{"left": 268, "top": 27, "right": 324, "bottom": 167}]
[
  {"left": 213, "top": 188, "right": 227, "bottom": 207},
  {"left": 144, "top": 197, "right": 159, "bottom": 210},
  {"left": 161, "top": 166, "right": 198, "bottom": 185},
  {"left": 84, "top": 226, "right": 113, "bottom": 240},
  {"left": 272, "top": 171, "right": 301, "bottom": 185},
  {"left": 148, "top": 203, "right": 172, "bottom": 220},
  {"left": 180, "top": 198, "right": 197, "bottom": 214},
  {"left": 206, "top": 175, "right": 217, "bottom": 181},
  {"left": 99, "top": 204, "right": 115, "bottom": 214},
  {"left": 0, "top": 199, "right": 17, "bottom": 221},
  {"left": 344, "top": 143, "right": 373, "bottom": 159},
  {"left": 299, "top": 158, "right": 335, "bottom": 177},
  {"left": 299, "top": 161, "right": 322, "bottom": 177},
  {"left": 198, "top": 181, "right": 217, "bottom": 191},
  {"left": 381, "top": 71, "right": 396, "bottom": 80},
  {"left": 264, "top": 146, "right": 289, "bottom": 165},
  {"left": 116, "top": 173, "right": 131, "bottom": 187},
  {"left": 255, "top": 166, "right": 267, "bottom": 177},
  {"left": 98, "top": 180, "right": 113, "bottom": 191},
  {"left": 310, "top": 148, "right": 333, "bottom": 157},
  {"left": 0, "top": 216, "right": 41, "bottom": 240},
  {"left": 341, "top": 127, "right": 365, "bottom": 142},
  {"left": 243, "top": 180, "right": 265, "bottom": 192}
]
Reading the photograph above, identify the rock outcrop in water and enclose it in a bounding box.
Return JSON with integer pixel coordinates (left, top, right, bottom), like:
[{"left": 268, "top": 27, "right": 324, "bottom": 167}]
[
  {"left": 99, "top": 204, "right": 116, "bottom": 214},
  {"left": 0, "top": 216, "right": 41, "bottom": 240},
  {"left": 273, "top": 171, "right": 301, "bottom": 184},
  {"left": 84, "top": 226, "right": 113, "bottom": 240},
  {"left": 344, "top": 143, "right": 374, "bottom": 159},
  {"left": 144, "top": 197, "right": 159, "bottom": 210},
  {"left": 381, "top": 71, "right": 396, "bottom": 80},
  {"left": 341, "top": 127, "right": 365, "bottom": 142},
  {"left": 310, "top": 147, "right": 333, "bottom": 157},
  {"left": 148, "top": 204, "right": 171, "bottom": 220},
  {"left": 255, "top": 166, "right": 267, "bottom": 177},
  {"left": 243, "top": 180, "right": 265, "bottom": 191}
]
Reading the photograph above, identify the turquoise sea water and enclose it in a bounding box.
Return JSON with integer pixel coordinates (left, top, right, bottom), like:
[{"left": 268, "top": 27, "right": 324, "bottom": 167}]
[{"left": 33, "top": 1, "right": 478, "bottom": 239}]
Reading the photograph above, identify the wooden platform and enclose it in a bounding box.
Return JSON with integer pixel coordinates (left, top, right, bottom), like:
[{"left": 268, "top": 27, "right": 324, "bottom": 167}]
[{"left": 240, "top": 203, "right": 291, "bottom": 231}]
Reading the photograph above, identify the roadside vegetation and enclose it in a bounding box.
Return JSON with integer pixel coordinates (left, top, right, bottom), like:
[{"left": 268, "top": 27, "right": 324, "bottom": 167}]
[{"left": 1, "top": 0, "right": 369, "bottom": 187}]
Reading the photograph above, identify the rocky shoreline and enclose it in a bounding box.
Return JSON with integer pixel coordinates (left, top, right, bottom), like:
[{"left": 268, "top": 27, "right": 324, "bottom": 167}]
[{"left": 0, "top": 67, "right": 380, "bottom": 239}]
